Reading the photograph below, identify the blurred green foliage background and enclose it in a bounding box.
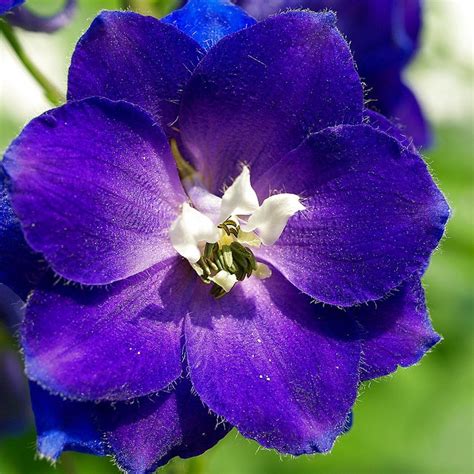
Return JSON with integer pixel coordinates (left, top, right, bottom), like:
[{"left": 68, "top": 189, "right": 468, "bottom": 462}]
[{"left": 0, "top": 0, "right": 473, "bottom": 473}]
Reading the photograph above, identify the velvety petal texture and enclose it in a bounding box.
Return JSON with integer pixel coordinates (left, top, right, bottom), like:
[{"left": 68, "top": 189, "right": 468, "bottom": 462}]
[
  {"left": 7, "top": 0, "right": 76, "bottom": 33},
  {"left": 180, "top": 10, "right": 363, "bottom": 193},
  {"left": 22, "top": 258, "right": 188, "bottom": 401},
  {"left": 186, "top": 268, "right": 360, "bottom": 454},
  {"left": 254, "top": 125, "right": 449, "bottom": 306},
  {"left": 68, "top": 11, "right": 204, "bottom": 135},
  {"left": 30, "top": 383, "right": 104, "bottom": 460},
  {"left": 100, "top": 378, "right": 230, "bottom": 474},
  {"left": 0, "top": 170, "right": 43, "bottom": 299},
  {"left": 163, "top": 0, "right": 256, "bottom": 50},
  {"left": 0, "top": 0, "right": 23, "bottom": 15},
  {"left": 356, "top": 277, "right": 441, "bottom": 381},
  {"left": 3, "top": 98, "right": 185, "bottom": 285}
]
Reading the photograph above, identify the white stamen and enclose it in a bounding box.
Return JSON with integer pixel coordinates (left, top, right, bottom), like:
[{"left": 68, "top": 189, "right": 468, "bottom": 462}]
[
  {"left": 242, "top": 194, "right": 305, "bottom": 245},
  {"left": 219, "top": 166, "right": 259, "bottom": 221}
]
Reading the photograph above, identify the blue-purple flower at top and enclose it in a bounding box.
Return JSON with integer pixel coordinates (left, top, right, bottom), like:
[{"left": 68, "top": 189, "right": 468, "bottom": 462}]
[
  {"left": 1, "top": 0, "right": 76, "bottom": 33},
  {"left": 1, "top": 1, "right": 449, "bottom": 472},
  {"left": 0, "top": 0, "right": 23, "bottom": 15},
  {"left": 235, "top": 0, "right": 431, "bottom": 148}
]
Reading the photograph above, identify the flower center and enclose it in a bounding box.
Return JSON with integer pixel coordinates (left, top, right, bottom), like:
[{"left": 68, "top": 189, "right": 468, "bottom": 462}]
[
  {"left": 194, "top": 218, "right": 268, "bottom": 299},
  {"left": 169, "top": 164, "right": 304, "bottom": 299}
]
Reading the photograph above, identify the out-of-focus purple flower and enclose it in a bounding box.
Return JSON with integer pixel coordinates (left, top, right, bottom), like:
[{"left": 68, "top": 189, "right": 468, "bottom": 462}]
[
  {"left": 1, "top": 1, "right": 449, "bottom": 472},
  {"left": 1, "top": 0, "right": 76, "bottom": 33},
  {"left": 235, "top": 0, "right": 431, "bottom": 148},
  {"left": 0, "top": 350, "right": 32, "bottom": 435},
  {"left": 0, "top": 285, "right": 33, "bottom": 436}
]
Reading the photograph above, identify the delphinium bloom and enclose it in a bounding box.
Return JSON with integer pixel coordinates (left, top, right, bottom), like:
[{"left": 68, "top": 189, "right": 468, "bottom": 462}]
[
  {"left": 0, "top": 0, "right": 76, "bottom": 33},
  {"left": 235, "top": 0, "right": 431, "bottom": 148},
  {"left": 1, "top": 1, "right": 449, "bottom": 472}
]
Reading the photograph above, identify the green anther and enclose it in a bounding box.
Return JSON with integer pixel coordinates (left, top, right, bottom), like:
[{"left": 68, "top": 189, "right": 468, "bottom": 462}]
[
  {"left": 222, "top": 246, "right": 234, "bottom": 269},
  {"left": 198, "top": 257, "right": 211, "bottom": 277},
  {"left": 248, "top": 253, "right": 257, "bottom": 271},
  {"left": 232, "top": 252, "right": 249, "bottom": 272},
  {"left": 217, "top": 252, "right": 228, "bottom": 272},
  {"left": 210, "top": 284, "right": 227, "bottom": 299},
  {"left": 235, "top": 268, "right": 247, "bottom": 281},
  {"left": 204, "top": 242, "right": 216, "bottom": 259},
  {"left": 230, "top": 241, "right": 250, "bottom": 256},
  {"left": 205, "top": 258, "right": 219, "bottom": 272},
  {"left": 218, "top": 218, "right": 240, "bottom": 237},
  {"left": 215, "top": 257, "right": 224, "bottom": 272}
]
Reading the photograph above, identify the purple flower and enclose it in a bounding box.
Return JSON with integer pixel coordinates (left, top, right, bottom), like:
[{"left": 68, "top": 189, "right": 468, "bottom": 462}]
[
  {"left": 1, "top": 1, "right": 449, "bottom": 472},
  {"left": 235, "top": 0, "right": 432, "bottom": 148},
  {"left": 1, "top": 0, "right": 76, "bottom": 33},
  {"left": 0, "top": 285, "right": 33, "bottom": 436}
]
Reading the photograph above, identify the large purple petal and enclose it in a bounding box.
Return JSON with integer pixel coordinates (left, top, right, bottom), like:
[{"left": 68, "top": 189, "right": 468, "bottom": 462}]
[
  {"left": 7, "top": 0, "right": 76, "bottom": 33},
  {"left": 30, "top": 383, "right": 105, "bottom": 460},
  {"left": 185, "top": 267, "right": 361, "bottom": 454},
  {"left": 0, "top": 169, "right": 44, "bottom": 300},
  {"left": 254, "top": 124, "right": 449, "bottom": 306},
  {"left": 179, "top": 10, "right": 363, "bottom": 194},
  {"left": 22, "top": 258, "right": 188, "bottom": 401},
  {"left": 68, "top": 11, "right": 204, "bottom": 136},
  {"left": 100, "top": 377, "right": 230, "bottom": 474},
  {"left": 356, "top": 277, "right": 441, "bottom": 381},
  {"left": 3, "top": 98, "right": 185, "bottom": 286},
  {"left": 163, "top": 0, "right": 256, "bottom": 50}
]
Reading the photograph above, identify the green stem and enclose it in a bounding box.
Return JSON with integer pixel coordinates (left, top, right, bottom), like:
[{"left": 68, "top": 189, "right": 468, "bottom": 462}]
[
  {"left": 0, "top": 19, "right": 65, "bottom": 106},
  {"left": 119, "top": 0, "right": 131, "bottom": 8}
]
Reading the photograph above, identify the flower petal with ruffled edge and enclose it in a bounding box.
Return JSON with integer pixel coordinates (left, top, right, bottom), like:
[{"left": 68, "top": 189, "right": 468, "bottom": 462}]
[
  {"left": 185, "top": 266, "right": 361, "bottom": 455},
  {"left": 100, "top": 377, "right": 230, "bottom": 474},
  {"left": 29, "top": 382, "right": 105, "bottom": 461},
  {"left": 179, "top": 10, "right": 363, "bottom": 194},
  {"left": 30, "top": 376, "right": 229, "bottom": 473},
  {"left": 355, "top": 276, "right": 441, "bottom": 381},
  {"left": 3, "top": 98, "right": 186, "bottom": 285},
  {"left": 163, "top": 0, "right": 256, "bottom": 50},
  {"left": 68, "top": 11, "right": 204, "bottom": 137},
  {"left": 22, "top": 258, "right": 191, "bottom": 401},
  {"left": 253, "top": 124, "right": 449, "bottom": 306}
]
